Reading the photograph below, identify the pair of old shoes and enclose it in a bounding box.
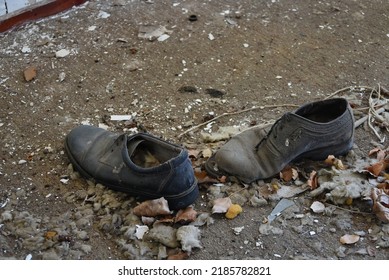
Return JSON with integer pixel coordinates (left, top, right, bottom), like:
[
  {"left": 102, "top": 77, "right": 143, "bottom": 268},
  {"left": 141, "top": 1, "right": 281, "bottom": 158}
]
[{"left": 64, "top": 98, "right": 354, "bottom": 209}]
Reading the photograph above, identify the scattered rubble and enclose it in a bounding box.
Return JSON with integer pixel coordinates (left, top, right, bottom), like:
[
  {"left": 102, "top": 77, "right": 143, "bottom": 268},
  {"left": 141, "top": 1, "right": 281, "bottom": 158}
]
[{"left": 0, "top": 0, "right": 388, "bottom": 261}]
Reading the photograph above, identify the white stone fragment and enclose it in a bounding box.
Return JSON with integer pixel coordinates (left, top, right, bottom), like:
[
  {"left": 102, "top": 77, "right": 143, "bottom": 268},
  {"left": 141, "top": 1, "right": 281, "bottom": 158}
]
[
  {"left": 98, "top": 11, "right": 110, "bottom": 19},
  {"left": 110, "top": 115, "right": 133, "bottom": 121},
  {"left": 310, "top": 201, "right": 326, "bottom": 213},
  {"left": 60, "top": 178, "right": 69, "bottom": 185},
  {"left": 157, "top": 34, "right": 170, "bottom": 42},
  {"left": 21, "top": 46, "right": 31, "bottom": 53},
  {"left": 135, "top": 225, "right": 149, "bottom": 240},
  {"left": 232, "top": 226, "right": 245, "bottom": 235},
  {"left": 55, "top": 49, "right": 70, "bottom": 58}
]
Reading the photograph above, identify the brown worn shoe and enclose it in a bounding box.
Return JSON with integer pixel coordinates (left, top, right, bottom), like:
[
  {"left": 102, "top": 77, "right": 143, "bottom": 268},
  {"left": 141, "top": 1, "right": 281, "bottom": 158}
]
[{"left": 205, "top": 98, "right": 354, "bottom": 183}]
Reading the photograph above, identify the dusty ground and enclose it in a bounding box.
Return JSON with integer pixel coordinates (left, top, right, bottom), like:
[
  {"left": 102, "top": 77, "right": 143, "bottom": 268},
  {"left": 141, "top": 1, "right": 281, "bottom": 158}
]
[{"left": 1, "top": 0, "right": 389, "bottom": 260}]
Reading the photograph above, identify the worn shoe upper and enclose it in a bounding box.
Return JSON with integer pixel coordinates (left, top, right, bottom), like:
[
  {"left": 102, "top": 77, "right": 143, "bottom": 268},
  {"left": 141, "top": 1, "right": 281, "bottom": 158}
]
[
  {"left": 205, "top": 98, "right": 355, "bottom": 183},
  {"left": 65, "top": 125, "right": 198, "bottom": 209}
]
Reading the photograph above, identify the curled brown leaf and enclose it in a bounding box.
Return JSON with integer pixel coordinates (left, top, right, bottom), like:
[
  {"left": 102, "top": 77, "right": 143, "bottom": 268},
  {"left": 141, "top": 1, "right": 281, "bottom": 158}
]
[
  {"left": 365, "top": 158, "right": 389, "bottom": 177},
  {"left": 133, "top": 197, "right": 172, "bottom": 217},
  {"left": 324, "top": 155, "right": 345, "bottom": 170},
  {"left": 307, "top": 170, "right": 318, "bottom": 190},
  {"left": 280, "top": 166, "right": 298, "bottom": 182},
  {"left": 175, "top": 207, "right": 197, "bottom": 224},
  {"left": 212, "top": 197, "right": 232, "bottom": 214},
  {"left": 340, "top": 234, "right": 360, "bottom": 244},
  {"left": 371, "top": 187, "right": 389, "bottom": 223}
]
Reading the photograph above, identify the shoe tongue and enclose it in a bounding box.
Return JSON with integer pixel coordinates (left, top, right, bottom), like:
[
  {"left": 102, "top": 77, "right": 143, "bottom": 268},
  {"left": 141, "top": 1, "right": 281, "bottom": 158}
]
[{"left": 127, "top": 139, "right": 145, "bottom": 157}]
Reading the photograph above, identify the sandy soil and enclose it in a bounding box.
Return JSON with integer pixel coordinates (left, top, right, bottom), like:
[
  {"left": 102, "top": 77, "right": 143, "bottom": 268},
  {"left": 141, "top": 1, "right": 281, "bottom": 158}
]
[{"left": 0, "top": 0, "right": 389, "bottom": 260}]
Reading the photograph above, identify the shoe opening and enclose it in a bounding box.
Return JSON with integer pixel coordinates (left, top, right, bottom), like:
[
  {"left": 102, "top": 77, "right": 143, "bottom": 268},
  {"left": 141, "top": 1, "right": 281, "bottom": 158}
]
[
  {"left": 297, "top": 98, "right": 348, "bottom": 123},
  {"left": 129, "top": 140, "right": 180, "bottom": 168}
]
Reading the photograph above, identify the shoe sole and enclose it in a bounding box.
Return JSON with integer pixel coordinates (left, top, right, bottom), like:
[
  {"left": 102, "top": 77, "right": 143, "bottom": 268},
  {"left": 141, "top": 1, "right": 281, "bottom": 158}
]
[
  {"left": 294, "top": 140, "right": 353, "bottom": 162},
  {"left": 64, "top": 136, "right": 199, "bottom": 210}
]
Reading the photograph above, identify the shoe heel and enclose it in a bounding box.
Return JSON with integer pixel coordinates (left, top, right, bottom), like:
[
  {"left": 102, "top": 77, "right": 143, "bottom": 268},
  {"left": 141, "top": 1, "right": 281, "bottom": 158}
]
[{"left": 166, "top": 180, "right": 199, "bottom": 210}]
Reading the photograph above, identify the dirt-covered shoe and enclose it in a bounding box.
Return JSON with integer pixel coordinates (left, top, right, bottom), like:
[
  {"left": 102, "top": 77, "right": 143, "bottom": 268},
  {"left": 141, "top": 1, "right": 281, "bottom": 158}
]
[
  {"left": 65, "top": 125, "right": 198, "bottom": 210},
  {"left": 205, "top": 98, "right": 354, "bottom": 183}
]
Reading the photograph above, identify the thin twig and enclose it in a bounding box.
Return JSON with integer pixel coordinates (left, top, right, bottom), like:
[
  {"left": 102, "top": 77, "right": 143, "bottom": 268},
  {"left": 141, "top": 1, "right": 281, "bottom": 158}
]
[
  {"left": 177, "top": 103, "right": 298, "bottom": 138},
  {"left": 324, "top": 202, "right": 373, "bottom": 215},
  {"left": 368, "top": 85, "right": 386, "bottom": 142},
  {"left": 324, "top": 85, "right": 377, "bottom": 99},
  {"left": 354, "top": 107, "right": 385, "bottom": 128}
]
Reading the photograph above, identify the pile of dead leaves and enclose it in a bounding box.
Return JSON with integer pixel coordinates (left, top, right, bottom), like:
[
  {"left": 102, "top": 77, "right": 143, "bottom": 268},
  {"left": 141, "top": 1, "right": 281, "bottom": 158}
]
[
  {"left": 130, "top": 197, "right": 211, "bottom": 259},
  {"left": 366, "top": 147, "right": 389, "bottom": 223}
]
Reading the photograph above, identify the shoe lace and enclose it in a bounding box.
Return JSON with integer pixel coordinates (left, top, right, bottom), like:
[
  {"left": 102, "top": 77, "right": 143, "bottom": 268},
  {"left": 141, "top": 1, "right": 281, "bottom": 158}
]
[{"left": 255, "top": 113, "right": 291, "bottom": 150}]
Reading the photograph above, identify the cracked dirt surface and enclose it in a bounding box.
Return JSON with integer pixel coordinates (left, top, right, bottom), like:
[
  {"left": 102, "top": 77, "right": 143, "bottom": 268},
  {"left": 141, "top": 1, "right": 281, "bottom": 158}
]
[{"left": 0, "top": 0, "right": 389, "bottom": 260}]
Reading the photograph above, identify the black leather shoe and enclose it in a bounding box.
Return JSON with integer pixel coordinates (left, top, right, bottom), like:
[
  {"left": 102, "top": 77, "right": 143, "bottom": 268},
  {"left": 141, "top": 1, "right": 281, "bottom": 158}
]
[
  {"left": 205, "top": 98, "right": 354, "bottom": 183},
  {"left": 65, "top": 125, "right": 198, "bottom": 210}
]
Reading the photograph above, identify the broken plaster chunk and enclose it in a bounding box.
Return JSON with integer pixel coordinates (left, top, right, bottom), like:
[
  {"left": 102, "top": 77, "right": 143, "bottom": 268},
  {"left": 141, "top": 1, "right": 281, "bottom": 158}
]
[
  {"left": 259, "top": 223, "right": 284, "bottom": 235},
  {"left": 138, "top": 25, "right": 172, "bottom": 41},
  {"left": 310, "top": 201, "right": 326, "bottom": 213},
  {"left": 98, "top": 11, "right": 110, "bottom": 19},
  {"left": 147, "top": 224, "right": 179, "bottom": 248},
  {"left": 110, "top": 115, "right": 133, "bottom": 121},
  {"left": 157, "top": 34, "right": 170, "bottom": 42},
  {"left": 232, "top": 226, "right": 244, "bottom": 235},
  {"left": 21, "top": 46, "right": 31, "bottom": 53},
  {"left": 176, "top": 225, "right": 202, "bottom": 252},
  {"left": 55, "top": 49, "right": 70, "bottom": 58},
  {"left": 135, "top": 225, "right": 149, "bottom": 240}
]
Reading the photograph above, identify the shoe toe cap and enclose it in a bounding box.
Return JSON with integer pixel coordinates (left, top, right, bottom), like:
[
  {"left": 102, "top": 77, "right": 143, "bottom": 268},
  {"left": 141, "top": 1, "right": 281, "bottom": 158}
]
[{"left": 65, "top": 125, "right": 106, "bottom": 161}]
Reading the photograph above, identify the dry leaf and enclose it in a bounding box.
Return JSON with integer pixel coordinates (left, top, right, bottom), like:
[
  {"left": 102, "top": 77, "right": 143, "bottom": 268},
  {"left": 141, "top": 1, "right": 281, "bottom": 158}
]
[
  {"left": 340, "top": 234, "right": 360, "bottom": 244},
  {"left": 154, "top": 215, "right": 175, "bottom": 225},
  {"left": 365, "top": 159, "right": 389, "bottom": 177},
  {"left": 218, "top": 175, "right": 227, "bottom": 183},
  {"left": 175, "top": 207, "right": 197, "bottom": 224},
  {"left": 187, "top": 149, "right": 200, "bottom": 159},
  {"left": 24, "top": 66, "right": 37, "bottom": 81},
  {"left": 324, "top": 155, "right": 345, "bottom": 170},
  {"left": 368, "top": 147, "right": 381, "bottom": 156},
  {"left": 44, "top": 230, "right": 58, "bottom": 240},
  {"left": 367, "top": 245, "right": 376, "bottom": 257},
  {"left": 279, "top": 166, "right": 298, "bottom": 182},
  {"left": 194, "top": 169, "right": 219, "bottom": 184},
  {"left": 307, "top": 170, "right": 318, "bottom": 189},
  {"left": 133, "top": 197, "right": 172, "bottom": 217},
  {"left": 377, "top": 182, "right": 389, "bottom": 195},
  {"left": 369, "top": 147, "right": 387, "bottom": 161},
  {"left": 371, "top": 187, "right": 389, "bottom": 223},
  {"left": 201, "top": 148, "right": 213, "bottom": 158},
  {"left": 212, "top": 197, "right": 232, "bottom": 214},
  {"left": 345, "top": 197, "right": 353, "bottom": 206},
  {"left": 167, "top": 249, "right": 189, "bottom": 260},
  {"left": 225, "top": 204, "right": 242, "bottom": 219}
]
